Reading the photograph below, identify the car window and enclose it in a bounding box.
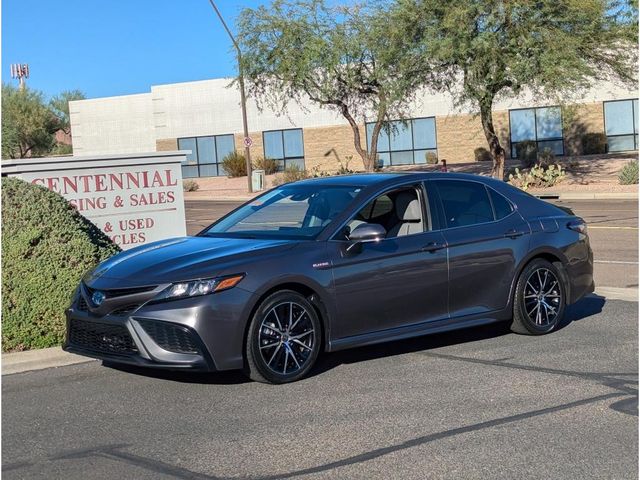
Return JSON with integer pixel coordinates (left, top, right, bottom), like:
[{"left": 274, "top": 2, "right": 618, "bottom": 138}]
[
  {"left": 203, "top": 185, "right": 361, "bottom": 239},
  {"left": 435, "top": 180, "right": 494, "bottom": 228},
  {"left": 344, "top": 187, "right": 426, "bottom": 239},
  {"left": 488, "top": 187, "right": 514, "bottom": 220}
]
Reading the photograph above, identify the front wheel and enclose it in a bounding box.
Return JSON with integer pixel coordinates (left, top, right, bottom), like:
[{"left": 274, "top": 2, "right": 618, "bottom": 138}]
[
  {"left": 511, "top": 259, "right": 566, "bottom": 335},
  {"left": 245, "top": 290, "right": 321, "bottom": 384}
]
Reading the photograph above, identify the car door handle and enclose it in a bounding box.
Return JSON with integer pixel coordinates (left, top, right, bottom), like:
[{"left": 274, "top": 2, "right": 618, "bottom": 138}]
[
  {"left": 504, "top": 229, "right": 525, "bottom": 239},
  {"left": 421, "top": 242, "right": 446, "bottom": 253}
]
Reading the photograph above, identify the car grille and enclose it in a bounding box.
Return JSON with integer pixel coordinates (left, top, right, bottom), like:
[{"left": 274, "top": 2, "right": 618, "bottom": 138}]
[
  {"left": 83, "top": 283, "right": 157, "bottom": 299},
  {"left": 76, "top": 296, "right": 89, "bottom": 311},
  {"left": 68, "top": 319, "right": 138, "bottom": 356},
  {"left": 137, "top": 319, "right": 200, "bottom": 354},
  {"left": 110, "top": 304, "right": 141, "bottom": 316}
]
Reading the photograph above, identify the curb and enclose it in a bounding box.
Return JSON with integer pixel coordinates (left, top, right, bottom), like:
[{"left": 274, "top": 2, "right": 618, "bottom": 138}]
[
  {"left": 2, "top": 347, "right": 94, "bottom": 376},
  {"left": 2, "top": 287, "right": 637, "bottom": 376}
]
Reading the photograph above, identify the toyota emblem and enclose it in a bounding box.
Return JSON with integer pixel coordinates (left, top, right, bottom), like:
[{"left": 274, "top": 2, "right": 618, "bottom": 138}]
[{"left": 92, "top": 290, "right": 106, "bottom": 306}]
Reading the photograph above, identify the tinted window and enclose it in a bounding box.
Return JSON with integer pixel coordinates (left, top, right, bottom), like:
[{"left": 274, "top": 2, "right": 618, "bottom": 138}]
[
  {"left": 488, "top": 188, "right": 513, "bottom": 219},
  {"left": 436, "top": 181, "right": 494, "bottom": 228},
  {"left": 263, "top": 129, "right": 305, "bottom": 170},
  {"left": 204, "top": 185, "right": 361, "bottom": 240},
  {"left": 366, "top": 117, "right": 437, "bottom": 167}
]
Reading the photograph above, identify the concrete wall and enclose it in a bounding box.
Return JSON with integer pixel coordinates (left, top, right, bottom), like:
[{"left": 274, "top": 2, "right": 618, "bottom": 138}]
[{"left": 70, "top": 93, "right": 155, "bottom": 155}]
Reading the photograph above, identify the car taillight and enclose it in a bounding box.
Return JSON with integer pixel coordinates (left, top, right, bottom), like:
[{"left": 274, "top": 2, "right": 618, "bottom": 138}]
[{"left": 567, "top": 219, "right": 587, "bottom": 234}]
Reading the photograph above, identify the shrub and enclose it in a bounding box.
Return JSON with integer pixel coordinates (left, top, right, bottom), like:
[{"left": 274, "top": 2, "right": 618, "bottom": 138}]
[
  {"left": 537, "top": 147, "right": 556, "bottom": 167},
  {"left": 425, "top": 151, "right": 439, "bottom": 164},
  {"left": 508, "top": 164, "right": 565, "bottom": 191},
  {"left": 515, "top": 141, "right": 538, "bottom": 168},
  {"left": 253, "top": 156, "right": 278, "bottom": 175},
  {"left": 1, "top": 177, "right": 120, "bottom": 351},
  {"left": 619, "top": 160, "right": 639, "bottom": 185},
  {"left": 182, "top": 179, "right": 199, "bottom": 192},
  {"left": 582, "top": 133, "right": 607, "bottom": 155},
  {"left": 221, "top": 151, "right": 248, "bottom": 177},
  {"left": 272, "top": 165, "right": 309, "bottom": 186},
  {"left": 474, "top": 147, "right": 492, "bottom": 162}
]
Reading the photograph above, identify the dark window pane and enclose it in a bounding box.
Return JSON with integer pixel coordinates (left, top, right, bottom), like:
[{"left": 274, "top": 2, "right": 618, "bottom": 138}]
[
  {"left": 489, "top": 188, "right": 513, "bottom": 219},
  {"left": 414, "top": 149, "right": 437, "bottom": 164},
  {"left": 199, "top": 164, "right": 218, "bottom": 177},
  {"left": 178, "top": 138, "right": 198, "bottom": 165},
  {"left": 390, "top": 151, "right": 414, "bottom": 165},
  {"left": 608, "top": 135, "right": 636, "bottom": 152},
  {"left": 510, "top": 109, "right": 536, "bottom": 142},
  {"left": 181, "top": 165, "right": 199, "bottom": 178},
  {"left": 436, "top": 180, "right": 494, "bottom": 228},
  {"left": 536, "top": 107, "right": 562, "bottom": 139},
  {"left": 285, "top": 157, "right": 305, "bottom": 170},
  {"left": 196, "top": 137, "right": 215, "bottom": 164},
  {"left": 413, "top": 118, "right": 437, "bottom": 149},
  {"left": 389, "top": 121, "right": 413, "bottom": 151},
  {"left": 605, "top": 100, "right": 635, "bottom": 136},
  {"left": 376, "top": 152, "right": 390, "bottom": 168},
  {"left": 537, "top": 139, "right": 564, "bottom": 155},
  {"left": 283, "top": 129, "right": 304, "bottom": 157},
  {"left": 634, "top": 99, "right": 638, "bottom": 133},
  {"left": 264, "top": 131, "right": 284, "bottom": 159},
  {"left": 216, "top": 135, "right": 235, "bottom": 162}
]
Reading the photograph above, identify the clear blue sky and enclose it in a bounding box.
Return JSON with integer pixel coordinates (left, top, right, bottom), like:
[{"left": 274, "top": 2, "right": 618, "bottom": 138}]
[{"left": 2, "top": 0, "right": 268, "bottom": 99}]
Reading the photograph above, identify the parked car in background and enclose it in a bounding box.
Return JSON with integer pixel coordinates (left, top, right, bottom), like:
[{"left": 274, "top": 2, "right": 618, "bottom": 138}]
[{"left": 64, "top": 173, "right": 594, "bottom": 383}]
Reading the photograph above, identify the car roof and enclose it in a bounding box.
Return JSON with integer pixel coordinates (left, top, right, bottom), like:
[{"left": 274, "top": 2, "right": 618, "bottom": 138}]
[{"left": 293, "top": 171, "right": 502, "bottom": 187}]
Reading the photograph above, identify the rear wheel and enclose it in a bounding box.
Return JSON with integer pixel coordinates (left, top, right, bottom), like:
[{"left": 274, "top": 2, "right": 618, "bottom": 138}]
[
  {"left": 245, "top": 290, "right": 321, "bottom": 384},
  {"left": 511, "top": 259, "right": 566, "bottom": 335}
]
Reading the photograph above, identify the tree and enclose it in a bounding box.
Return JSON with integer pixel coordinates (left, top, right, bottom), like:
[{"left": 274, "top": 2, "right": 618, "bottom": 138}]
[
  {"left": 237, "top": 0, "right": 434, "bottom": 171},
  {"left": 1, "top": 84, "right": 58, "bottom": 159},
  {"left": 50, "top": 90, "right": 85, "bottom": 135},
  {"left": 1, "top": 85, "right": 85, "bottom": 159},
  {"left": 393, "top": 0, "right": 638, "bottom": 178}
]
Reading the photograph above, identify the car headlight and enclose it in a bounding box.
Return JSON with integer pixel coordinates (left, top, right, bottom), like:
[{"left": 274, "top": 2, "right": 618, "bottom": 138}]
[{"left": 152, "top": 274, "right": 245, "bottom": 303}]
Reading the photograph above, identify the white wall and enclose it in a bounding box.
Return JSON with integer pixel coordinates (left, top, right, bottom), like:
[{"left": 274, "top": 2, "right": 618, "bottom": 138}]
[
  {"left": 70, "top": 93, "right": 155, "bottom": 155},
  {"left": 71, "top": 76, "right": 638, "bottom": 155}
]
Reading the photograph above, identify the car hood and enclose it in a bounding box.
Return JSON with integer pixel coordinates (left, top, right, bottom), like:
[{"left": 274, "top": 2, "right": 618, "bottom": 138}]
[{"left": 84, "top": 236, "right": 296, "bottom": 287}]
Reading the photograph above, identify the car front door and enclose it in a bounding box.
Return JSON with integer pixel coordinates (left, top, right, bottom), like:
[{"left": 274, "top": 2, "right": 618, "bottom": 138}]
[
  {"left": 430, "top": 179, "right": 530, "bottom": 318},
  {"left": 327, "top": 184, "right": 449, "bottom": 340}
]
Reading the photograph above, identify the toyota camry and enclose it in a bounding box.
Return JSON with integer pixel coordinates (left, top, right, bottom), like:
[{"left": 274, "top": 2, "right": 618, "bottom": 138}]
[{"left": 64, "top": 172, "right": 594, "bottom": 383}]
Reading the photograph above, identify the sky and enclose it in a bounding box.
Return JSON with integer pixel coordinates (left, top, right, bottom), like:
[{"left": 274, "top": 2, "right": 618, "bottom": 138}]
[{"left": 1, "top": 0, "right": 269, "bottom": 99}]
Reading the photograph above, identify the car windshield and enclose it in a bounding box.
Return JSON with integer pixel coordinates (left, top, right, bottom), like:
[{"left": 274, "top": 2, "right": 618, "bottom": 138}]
[{"left": 201, "top": 184, "right": 362, "bottom": 239}]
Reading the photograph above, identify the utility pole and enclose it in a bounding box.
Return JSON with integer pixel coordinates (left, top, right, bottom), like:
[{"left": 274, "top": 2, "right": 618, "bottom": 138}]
[
  {"left": 10, "top": 63, "right": 29, "bottom": 90},
  {"left": 207, "top": 0, "right": 253, "bottom": 193}
]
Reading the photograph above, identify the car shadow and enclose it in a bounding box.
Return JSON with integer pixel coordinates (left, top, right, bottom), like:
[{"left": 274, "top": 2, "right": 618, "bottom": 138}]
[{"left": 102, "top": 295, "right": 606, "bottom": 385}]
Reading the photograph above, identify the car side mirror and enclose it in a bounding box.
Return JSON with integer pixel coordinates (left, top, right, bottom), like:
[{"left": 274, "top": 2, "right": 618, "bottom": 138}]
[{"left": 346, "top": 223, "right": 386, "bottom": 253}]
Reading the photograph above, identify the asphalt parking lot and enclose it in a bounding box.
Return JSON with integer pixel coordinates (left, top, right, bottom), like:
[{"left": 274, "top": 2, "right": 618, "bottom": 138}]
[{"left": 3, "top": 298, "right": 637, "bottom": 479}]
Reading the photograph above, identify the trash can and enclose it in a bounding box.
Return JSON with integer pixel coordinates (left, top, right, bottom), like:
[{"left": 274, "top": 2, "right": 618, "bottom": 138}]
[{"left": 252, "top": 169, "right": 265, "bottom": 192}]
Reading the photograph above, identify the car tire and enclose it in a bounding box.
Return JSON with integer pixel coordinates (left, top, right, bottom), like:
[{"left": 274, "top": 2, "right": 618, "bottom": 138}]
[
  {"left": 511, "top": 259, "right": 566, "bottom": 335},
  {"left": 244, "top": 290, "right": 321, "bottom": 384}
]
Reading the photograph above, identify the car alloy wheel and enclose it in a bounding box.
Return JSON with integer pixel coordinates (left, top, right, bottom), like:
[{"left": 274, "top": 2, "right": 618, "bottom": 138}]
[
  {"left": 259, "top": 301, "right": 315, "bottom": 375},
  {"left": 245, "top": 290, "right": 321, "bottom": 383},
  {"left": 511, "top": 258, "right": 566, "bottom": 335},
  {"left": 523, "top": 267, "right": 562, "bottom": 327}
]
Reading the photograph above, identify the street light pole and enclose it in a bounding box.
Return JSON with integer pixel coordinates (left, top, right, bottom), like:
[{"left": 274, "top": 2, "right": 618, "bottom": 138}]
[{"left": 207, "top": 0, "right": 253, "bottom": 193}]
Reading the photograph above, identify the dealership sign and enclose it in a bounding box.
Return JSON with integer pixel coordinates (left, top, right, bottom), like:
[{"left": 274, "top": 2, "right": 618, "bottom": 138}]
[{"left": 1, "top": 151, "right": 188, "bottom": 250}]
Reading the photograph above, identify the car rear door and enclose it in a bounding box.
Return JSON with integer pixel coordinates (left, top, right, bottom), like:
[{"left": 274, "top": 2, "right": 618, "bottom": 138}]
[
  {"left": 327, "top": 183, "right": 449, "bottom": 340},
  {"left": 429, "top": 179, "right": 530, "bottom": 318}
]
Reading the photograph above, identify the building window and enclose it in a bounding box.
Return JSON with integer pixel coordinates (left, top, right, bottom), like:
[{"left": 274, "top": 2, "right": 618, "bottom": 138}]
[
  {"left": 177, "top": 134, "right": 235, "bottom": 178},
  {"left": 262, "top": 128, "right": 305, "bottom": 170},
  {"left": 366, "top": 118, "right": 437, "bottom": 167},
  {"left": 509, "top": 106, "right": 564, "bottom": 158},
  {"left": 604, "top": 99, "right": 638, "bottom": 152}
]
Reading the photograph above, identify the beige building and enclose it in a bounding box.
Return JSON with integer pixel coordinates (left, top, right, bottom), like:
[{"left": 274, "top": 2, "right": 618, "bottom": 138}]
[{"left": 70, "top": 77, "right": 638, "bottom": 178}]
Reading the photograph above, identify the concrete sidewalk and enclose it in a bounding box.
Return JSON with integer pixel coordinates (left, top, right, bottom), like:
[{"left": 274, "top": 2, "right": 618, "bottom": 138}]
[{"left": 3, "top": 288, "right": 636, "bottom": 376}]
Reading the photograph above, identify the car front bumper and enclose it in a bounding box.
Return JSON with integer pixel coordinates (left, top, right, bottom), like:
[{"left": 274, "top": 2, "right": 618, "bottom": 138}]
[{"left": 63, "top": 286, "right": 255, "bottom": 372}]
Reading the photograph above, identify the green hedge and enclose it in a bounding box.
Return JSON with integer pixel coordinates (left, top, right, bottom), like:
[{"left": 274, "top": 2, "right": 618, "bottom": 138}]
[{"left": 1, "top": 177, "right": 120, "bottom": 351}]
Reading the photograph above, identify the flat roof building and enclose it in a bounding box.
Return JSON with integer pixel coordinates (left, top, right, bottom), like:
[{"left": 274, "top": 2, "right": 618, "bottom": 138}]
[{"left": 70, "top": 77, "right": 638, "bottom": 178}]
